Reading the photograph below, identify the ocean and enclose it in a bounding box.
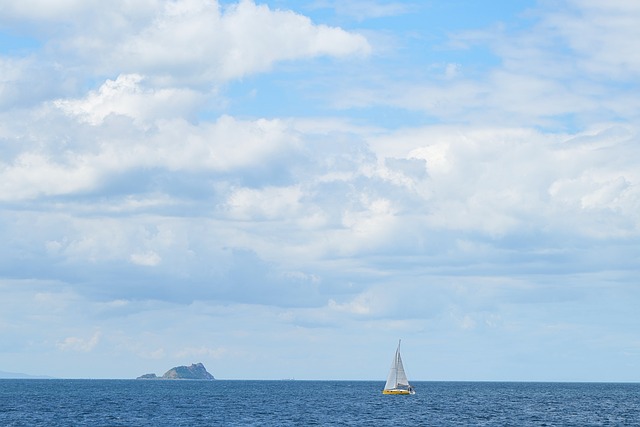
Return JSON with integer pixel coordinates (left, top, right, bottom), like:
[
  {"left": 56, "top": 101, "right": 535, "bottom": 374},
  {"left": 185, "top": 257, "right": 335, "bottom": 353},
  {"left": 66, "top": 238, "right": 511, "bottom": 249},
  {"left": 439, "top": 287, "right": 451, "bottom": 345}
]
[{"left": 1, "top": 380, "right": 639, "bottom": 426}]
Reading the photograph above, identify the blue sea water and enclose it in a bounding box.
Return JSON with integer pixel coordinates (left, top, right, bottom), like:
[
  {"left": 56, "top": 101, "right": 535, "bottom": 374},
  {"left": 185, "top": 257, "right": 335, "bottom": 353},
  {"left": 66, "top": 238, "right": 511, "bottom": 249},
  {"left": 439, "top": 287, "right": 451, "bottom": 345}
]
[{"left": 1, "top": 380, "right": 639, "bottom": 426}]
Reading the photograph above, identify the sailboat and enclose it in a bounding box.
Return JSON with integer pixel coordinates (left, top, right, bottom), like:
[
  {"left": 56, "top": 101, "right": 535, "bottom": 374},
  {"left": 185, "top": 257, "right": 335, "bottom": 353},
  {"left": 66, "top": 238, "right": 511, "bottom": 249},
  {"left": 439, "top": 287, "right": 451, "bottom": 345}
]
[{"left": 382, "top": 340, "right": 415, "bottom": 395}]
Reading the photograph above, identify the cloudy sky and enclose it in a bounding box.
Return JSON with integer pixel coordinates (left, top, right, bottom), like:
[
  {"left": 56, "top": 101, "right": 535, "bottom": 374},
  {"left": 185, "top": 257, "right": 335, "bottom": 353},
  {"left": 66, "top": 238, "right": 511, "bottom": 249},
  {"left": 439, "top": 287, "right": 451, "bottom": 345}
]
[{"left": 1, "top": 0, "right": 639, "bottom": 381}]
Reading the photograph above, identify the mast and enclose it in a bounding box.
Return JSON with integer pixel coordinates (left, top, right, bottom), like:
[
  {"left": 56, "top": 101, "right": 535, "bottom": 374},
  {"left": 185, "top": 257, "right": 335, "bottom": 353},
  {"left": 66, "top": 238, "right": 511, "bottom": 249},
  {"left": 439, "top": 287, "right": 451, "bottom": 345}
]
[{"left": 395, "top": 339, "right": 401, "bottom": 386}]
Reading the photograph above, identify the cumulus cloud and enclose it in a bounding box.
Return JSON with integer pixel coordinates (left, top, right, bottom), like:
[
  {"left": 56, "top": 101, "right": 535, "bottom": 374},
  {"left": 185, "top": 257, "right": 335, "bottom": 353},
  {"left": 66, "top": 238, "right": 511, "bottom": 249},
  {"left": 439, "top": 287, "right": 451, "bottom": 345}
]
[
  {"left": 115, "top": 0, "right": 371, "bottom": 83},
  {"left": 0, "top": 105, "right": 300, "bottom": 201},
  {"left": 1, "top": 0, "right": 370, "bottom": 87},
  {"left": 3, "top": 103, "right": 639, "bottom": 307}
]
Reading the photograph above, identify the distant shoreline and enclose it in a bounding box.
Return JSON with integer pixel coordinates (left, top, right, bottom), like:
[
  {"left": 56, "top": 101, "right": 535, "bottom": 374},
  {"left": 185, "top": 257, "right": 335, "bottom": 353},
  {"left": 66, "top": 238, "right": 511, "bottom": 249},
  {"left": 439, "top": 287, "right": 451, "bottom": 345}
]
[{"left": 0, "top": 371, "right": 56, "bottom": 380}]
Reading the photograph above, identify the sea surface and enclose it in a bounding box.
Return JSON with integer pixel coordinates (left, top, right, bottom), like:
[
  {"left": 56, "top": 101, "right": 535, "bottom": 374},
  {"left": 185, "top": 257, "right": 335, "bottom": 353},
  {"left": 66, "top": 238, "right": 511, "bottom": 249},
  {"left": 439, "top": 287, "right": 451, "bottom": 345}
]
[{"left": 1, "top": 380, "right": 639, "bottom": 426}]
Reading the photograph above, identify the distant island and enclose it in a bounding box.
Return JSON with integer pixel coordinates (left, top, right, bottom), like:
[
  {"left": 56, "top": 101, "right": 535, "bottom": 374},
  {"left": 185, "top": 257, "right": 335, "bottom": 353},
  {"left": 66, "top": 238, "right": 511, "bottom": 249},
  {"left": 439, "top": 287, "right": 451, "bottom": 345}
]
[
  {"left": 136, "top": 362, "right": 214, "bottom": 380},
  {"left": 0, "top": 370, "right": 54, "bottom": 379}
]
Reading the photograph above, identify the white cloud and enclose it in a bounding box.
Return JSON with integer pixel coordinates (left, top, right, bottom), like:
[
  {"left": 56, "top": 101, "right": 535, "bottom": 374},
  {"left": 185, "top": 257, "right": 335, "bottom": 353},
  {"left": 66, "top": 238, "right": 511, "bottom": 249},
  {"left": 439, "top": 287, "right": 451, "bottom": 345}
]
[
  {"left": 341, "top": 197, "right": 398, "bottom": 248},
  {"left": 328, "top": 297, "right": 371, "bottom": 315},
  {"left": 0, "top": 58, "right": 26, "bottom": 104},
  {"left": 225, "top": 185, "right": 303, "bottom": 221},
  {"left": 3, "top": 0, "right": 370, "bottom": 86},
  {"left": 0, "top": 0, "right": 98, "bottom": 23},
  {"left": 54, "top": 74, "right": 203, "bottom": 125},
  {"left": 546, "top": 0, "right": 640, "bottom": 78},
  {"left": 0, "top": 107, "right": 300, "bottom": 201},
  {"left": 0, "top": 152, "right": 100, "bottom": 201},
  {"left": 366, "top": 124, "right": 640, "bottom": 239},
  {"left": 330, "top": 0, "right": 640, "bottom": 127},
  {"left": 130, "top": 251, "right": 162, "bottom": 266},
  {"left": 57, "top": 331, "right": 101, "bottom": 352}
]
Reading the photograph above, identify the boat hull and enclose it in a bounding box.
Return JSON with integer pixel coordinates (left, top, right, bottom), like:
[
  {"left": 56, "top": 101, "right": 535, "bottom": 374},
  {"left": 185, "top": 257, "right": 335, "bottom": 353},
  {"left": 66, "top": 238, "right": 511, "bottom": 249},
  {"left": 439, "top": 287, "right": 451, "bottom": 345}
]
[{"left": 382, "top": 389, "right": 414, "bottom": 395}]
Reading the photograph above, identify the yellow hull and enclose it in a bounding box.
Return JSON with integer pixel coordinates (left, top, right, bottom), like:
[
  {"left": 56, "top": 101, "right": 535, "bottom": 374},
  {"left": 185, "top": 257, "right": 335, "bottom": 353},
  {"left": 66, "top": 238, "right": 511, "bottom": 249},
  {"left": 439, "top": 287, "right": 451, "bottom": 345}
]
[{"left": 382, "top": 389, "right": 413, "bottom": 395}]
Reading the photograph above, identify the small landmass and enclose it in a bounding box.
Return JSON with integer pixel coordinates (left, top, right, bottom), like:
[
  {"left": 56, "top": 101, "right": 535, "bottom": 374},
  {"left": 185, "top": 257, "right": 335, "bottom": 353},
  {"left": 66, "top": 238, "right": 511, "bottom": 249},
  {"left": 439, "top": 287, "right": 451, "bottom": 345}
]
[
  {"left": 136, "top": 362, "right": 214, "bottom": 380},
  {"left": 136, "top": 373, "right": 158, "bottom": 379}
]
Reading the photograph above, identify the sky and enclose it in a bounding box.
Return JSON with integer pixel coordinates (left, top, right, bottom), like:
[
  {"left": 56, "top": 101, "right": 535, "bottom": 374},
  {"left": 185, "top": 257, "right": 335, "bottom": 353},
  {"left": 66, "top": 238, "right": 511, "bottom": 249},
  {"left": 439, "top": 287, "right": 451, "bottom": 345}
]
[{"left": 1, "top": 0, "right": 639, "bottom": 382}]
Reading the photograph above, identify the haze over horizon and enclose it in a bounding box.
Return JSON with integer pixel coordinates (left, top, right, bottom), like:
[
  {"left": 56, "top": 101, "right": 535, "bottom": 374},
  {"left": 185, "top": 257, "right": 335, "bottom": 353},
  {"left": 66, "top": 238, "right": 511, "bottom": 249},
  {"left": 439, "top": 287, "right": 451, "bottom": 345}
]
[{"left": 1, "top": 0, "right": 639, "bottom": 382}]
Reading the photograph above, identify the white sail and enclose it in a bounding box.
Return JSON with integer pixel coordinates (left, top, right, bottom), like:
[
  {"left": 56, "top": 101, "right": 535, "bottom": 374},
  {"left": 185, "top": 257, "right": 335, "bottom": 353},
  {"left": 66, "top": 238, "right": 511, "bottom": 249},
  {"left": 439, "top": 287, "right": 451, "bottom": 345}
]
[
  {"left": 383, "top": 340, "right": 412, "bottom": 392},
  {"left": 395, "top": 351, "right": 409, "bottom": 386}
]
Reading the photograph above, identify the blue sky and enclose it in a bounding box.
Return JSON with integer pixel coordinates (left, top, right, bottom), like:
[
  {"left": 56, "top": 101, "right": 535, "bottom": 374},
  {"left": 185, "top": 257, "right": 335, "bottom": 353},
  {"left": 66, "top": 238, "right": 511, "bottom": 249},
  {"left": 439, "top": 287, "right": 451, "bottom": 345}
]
[{"left": 1, "top": 0, "right": 639, "bottom": 381}]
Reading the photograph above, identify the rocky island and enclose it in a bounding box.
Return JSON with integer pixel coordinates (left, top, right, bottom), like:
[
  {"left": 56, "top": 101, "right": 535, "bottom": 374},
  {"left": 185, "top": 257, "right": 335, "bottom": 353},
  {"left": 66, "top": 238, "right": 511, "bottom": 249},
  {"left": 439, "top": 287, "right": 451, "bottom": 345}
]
[{"left": 136, "top": 362, "right": 215, "bottom": 380}]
